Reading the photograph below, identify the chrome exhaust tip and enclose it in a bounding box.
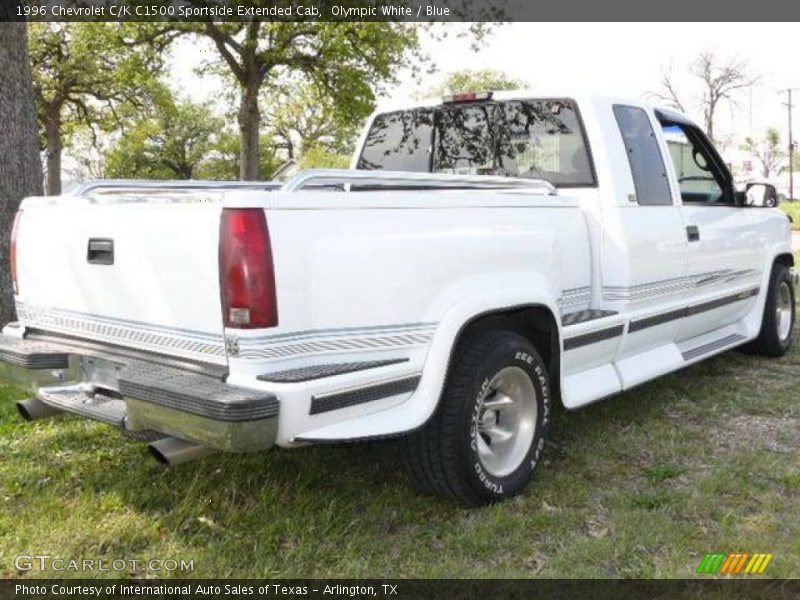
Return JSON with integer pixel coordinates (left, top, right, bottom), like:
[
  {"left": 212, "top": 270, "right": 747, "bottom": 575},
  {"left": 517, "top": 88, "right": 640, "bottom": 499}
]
[
  {"left": 148, "top": 436, "right": 215, "bottom": 466},
  {"left": 17, "top": 398, "right": 61, "bottom": 422}
]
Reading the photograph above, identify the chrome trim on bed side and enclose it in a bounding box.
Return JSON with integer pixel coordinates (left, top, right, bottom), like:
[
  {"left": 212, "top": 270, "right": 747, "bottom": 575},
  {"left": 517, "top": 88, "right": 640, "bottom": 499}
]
[
  {"left": 233, "top": 322, "right": 437, "bottom": 361},
  {"left": 16, "top": 302, "right": 226, "bottom": 363}
]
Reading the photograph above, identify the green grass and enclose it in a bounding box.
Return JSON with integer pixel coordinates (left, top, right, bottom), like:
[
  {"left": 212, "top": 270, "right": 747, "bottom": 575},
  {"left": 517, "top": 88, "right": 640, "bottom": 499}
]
[
  {"left": 1, "top": 331, "right": 799, "bottom": 579},
  {"left": 780, "top": 201, "right": 800, "bottom": 230}
]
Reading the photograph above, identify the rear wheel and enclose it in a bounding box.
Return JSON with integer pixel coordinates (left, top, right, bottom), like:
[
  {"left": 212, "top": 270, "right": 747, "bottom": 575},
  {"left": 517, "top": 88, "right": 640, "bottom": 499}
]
[
  {"left": 744, "top": 263, "right": 795, "bottom": 356},
  {"left": 403, "top": 330, "right": 551, "bottom": 506}
]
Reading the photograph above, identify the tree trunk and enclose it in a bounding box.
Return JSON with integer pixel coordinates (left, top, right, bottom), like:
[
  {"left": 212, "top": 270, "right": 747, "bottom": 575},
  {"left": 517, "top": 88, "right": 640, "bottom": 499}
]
[
  {"left": 237, "top": 81, "right": 261, "bottom": 181},
  {"left": 44, "top": 110, "right": 62, "bottom": 196},
  {"left": 0, "top": 21, "right": 44, "bottom": 325},
  {"left": 705, "top": 104, "right": 715, "bottom": 144}
]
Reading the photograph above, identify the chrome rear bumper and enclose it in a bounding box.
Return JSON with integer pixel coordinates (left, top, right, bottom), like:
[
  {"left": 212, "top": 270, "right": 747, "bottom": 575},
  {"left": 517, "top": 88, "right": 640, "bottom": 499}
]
[{"left": 0, "top": 329, "right": 278, "bottom": 452}]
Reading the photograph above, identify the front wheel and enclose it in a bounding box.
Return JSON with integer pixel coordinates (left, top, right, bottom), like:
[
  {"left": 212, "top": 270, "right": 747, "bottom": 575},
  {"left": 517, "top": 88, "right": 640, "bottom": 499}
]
[
  {"left": 744, "top": 263, "right": 795, "bottom": 356},
  {"left": 403, "top": 330, "right": 551, "bottom": 506}
]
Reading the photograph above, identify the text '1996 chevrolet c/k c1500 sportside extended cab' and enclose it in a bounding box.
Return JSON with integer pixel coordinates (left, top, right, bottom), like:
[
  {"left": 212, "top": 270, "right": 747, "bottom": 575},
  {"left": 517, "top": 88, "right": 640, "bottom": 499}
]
[{"left": 0, "top": 91, "right": 795, "bottom": 505}]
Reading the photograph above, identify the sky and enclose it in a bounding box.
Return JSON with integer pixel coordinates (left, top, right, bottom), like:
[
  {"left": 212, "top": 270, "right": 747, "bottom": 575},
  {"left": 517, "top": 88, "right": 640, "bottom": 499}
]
[
  {"left": 170, "top": 21, "right": 800, "bottom": 150},
  {"left": 416, "top": 22, "right": 798, "bottom": 140}
]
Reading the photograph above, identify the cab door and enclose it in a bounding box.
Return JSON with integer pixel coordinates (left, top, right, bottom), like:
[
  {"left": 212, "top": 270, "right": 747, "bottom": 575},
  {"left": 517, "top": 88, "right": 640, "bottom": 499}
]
[
  {"left": 655, "top": 114, "right": 764, "bottom": 341},
  {"left": 602, "top": 104, "right": 690, "bottom": 362}
]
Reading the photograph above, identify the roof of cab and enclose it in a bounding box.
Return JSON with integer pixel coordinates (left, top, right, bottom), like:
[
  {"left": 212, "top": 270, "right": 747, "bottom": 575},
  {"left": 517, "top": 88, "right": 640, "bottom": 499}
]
[
  {"left": 371, "top": 88, "right": 697, "bottom": 129},
  {"left": 374, "top": 88, "right": 589, "bottom": 113}
]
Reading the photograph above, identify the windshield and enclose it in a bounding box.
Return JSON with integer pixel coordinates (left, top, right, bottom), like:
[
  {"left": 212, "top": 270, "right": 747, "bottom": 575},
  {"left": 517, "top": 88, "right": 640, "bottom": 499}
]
[{"left": 357, "top": 99, "right": 595, "bottom": 187}]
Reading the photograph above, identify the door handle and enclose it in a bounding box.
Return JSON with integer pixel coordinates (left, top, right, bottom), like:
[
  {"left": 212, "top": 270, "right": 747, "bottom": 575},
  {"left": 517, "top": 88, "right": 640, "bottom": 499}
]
[
  {"left": 686, "top": 225, "right": 700, "bottom": 242},
  {"left": 87, "top": 238, "right": 114, "bottom": 265}
]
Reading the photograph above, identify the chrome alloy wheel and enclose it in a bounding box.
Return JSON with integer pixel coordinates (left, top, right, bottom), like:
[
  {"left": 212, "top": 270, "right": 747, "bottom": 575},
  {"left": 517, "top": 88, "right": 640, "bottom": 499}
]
[
  {"left": 776, "top": 281, "right": 793, "bottom": 342},
  {"left": 474, "top": 366, "right": 537, "bottom": 478}
]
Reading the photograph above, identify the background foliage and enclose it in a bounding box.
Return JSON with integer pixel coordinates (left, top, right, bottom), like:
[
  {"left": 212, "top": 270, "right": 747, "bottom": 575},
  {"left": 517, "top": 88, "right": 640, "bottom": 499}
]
[{"left": 25, "top": 23, "right": 503, "bottom": 186}]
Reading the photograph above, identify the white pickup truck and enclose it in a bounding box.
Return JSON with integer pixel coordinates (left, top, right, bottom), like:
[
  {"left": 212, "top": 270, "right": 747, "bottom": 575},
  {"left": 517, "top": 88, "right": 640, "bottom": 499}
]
[{"left": 1, "top": 91, "right": 795, "bottom": 506}]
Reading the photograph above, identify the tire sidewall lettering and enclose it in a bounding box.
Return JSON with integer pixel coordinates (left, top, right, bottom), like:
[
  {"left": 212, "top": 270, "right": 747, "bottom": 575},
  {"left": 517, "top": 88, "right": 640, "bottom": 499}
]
[{"left": 468, "top": 343, "right": 550, "bottom": 498}]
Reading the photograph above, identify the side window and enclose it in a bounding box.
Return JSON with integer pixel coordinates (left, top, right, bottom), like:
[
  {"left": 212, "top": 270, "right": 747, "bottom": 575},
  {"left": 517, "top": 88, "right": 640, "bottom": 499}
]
[
  {"left": 357, "top": 109, "right": 433, "bottom": 172},
  {"left": 613, "top": 105, "right": 673, "bottom": 206},
  {"left": 658, "top": 121, "right": 730, "bottom": 205}
]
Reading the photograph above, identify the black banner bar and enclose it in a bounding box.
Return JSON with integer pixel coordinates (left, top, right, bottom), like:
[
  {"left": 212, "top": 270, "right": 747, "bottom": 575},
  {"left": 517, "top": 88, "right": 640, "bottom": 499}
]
[
  {"left": 3, "top": 579, "right": 800, "bottom": 600},
  {"left": 5, "top": 0, "right": 800, "bottom": 22}
]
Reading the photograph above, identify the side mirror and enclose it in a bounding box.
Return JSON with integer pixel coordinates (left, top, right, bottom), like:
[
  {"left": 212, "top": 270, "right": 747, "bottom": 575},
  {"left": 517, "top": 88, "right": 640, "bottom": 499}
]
[{"left": 744, "top": 183, "right": 779, "bottom": 208}]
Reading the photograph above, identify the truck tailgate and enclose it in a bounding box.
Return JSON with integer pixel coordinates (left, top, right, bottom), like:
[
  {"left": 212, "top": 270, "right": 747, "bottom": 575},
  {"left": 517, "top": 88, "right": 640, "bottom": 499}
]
[{"left": 14, "top": 199, "right": 227, "bottom": 365}]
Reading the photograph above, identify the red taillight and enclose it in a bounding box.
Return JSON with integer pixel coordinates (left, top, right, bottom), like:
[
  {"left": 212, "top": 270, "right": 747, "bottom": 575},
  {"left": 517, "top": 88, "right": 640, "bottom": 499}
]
[
  {"left": 219, "top": 208, "right": 278, "bottom": 329},
  {"left": 10, "top": 210, "right": 21, "bottom": 295}
]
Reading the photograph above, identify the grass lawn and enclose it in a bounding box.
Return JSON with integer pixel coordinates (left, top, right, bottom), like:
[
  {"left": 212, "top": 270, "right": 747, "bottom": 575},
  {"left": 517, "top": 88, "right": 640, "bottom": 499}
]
[
  {"left": 0, "top": 330, "right": 798, "bottom": 579},
  {"left": 780, "top": 201, "right": 800, "bottom": 231}
]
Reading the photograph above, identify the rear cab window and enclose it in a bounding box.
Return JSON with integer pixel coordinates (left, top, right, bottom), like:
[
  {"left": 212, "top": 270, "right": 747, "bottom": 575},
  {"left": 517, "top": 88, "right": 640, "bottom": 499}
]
[
  {"left": 357, "top": 98, "right": 596, "bottom": 188},
  {"left": 612, "top": 105, "right": 673, "bottom": 206}
]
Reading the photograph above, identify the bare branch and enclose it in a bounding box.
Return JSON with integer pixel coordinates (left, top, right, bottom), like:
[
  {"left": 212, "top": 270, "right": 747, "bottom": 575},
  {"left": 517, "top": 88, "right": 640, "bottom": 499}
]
[
  {"left": 204, "top": 23, "right": 245, "bottom": 83},
  {"left": 650, "top": 51, "right": 759, "bottom": 142},
  {"left": 649, "top": 67, "right": 687, "bottom": 113}
]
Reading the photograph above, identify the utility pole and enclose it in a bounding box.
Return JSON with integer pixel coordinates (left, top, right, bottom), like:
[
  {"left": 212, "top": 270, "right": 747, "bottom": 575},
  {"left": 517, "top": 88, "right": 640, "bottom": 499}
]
[{"left": 782, "top": 88, "right": 798, "bottom": 200}]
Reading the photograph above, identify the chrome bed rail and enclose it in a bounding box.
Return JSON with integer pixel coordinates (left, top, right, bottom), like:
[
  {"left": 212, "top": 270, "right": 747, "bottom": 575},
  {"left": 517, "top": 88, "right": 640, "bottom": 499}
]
[
  {"left": 72, "top": 179, "right": 283, "bottom": 195},
  {"left": 70, "top": 171, "right": 558, "bottom": 197},
  {"left": 281, "top": 169, "right": 558, "bottom": 195}
]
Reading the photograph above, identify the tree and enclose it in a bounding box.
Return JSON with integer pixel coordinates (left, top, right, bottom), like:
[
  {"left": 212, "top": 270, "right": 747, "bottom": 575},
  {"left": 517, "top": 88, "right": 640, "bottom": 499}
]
[
  {"left": 195, "top": 132, "right": 283, "bottom": 181},
  {"left": 63, "top": 128, "right": 110, "bottom": 182},
  {"left": 652, "top": 66, "right": 687, "bottom": 114},
  {"left": 0, "top": 18, "right": 43, "bottom": 324},
  {"left": 297, "top": 145, "right": 351, "bottom": 171},
  {"left": 264, "top": 78, "right": 361, "bottom": 165},
  {"left": 651, "top": 51, "right": 758, "bottom": 143},
  {"left": 28, "top": 23, "right": 168, "bottom": 195},
  {"left": 105, "top": 96, "right": 224, "bottom": 180},
  {"left": 181, "top": 22, "right": 425, "bottom": 180},
  {"left": 426, "top": 68, "right": 526, "bottom": 97},
  {"left": 742, "top": 128, "right": 786, "bottom": 179}
]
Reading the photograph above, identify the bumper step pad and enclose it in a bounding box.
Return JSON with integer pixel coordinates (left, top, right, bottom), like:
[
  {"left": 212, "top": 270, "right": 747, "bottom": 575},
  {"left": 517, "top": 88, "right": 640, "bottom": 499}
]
[
  {"left": 38, "top": 386, "right": 126, "bottom": 427},
  {"left": 119, "top": 363, "right": 279, "bottom": 422},
  {"left": 0, "top": 336, "right": 69, "bottom": 370},
  {"left": 36, "top": 386, "right": 163, "bottom": 441}
]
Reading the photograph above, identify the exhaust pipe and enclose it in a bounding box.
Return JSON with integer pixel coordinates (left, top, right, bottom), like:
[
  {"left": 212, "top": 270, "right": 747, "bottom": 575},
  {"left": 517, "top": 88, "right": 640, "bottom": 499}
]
[
  {"left": 17, "top": 398, "right": 61, "bottom": 422},
  {"left": 148, "top": 436, "right": 215, "bottom": 466}
]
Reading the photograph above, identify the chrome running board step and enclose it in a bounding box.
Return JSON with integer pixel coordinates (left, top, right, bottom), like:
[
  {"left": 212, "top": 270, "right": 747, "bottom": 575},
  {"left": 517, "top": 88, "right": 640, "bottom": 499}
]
[
  {"left": 37, "top": 384, "right": 127, "bottom": 427},
  {"left": 680, "top": 333, "right": 747, "bottom": 361}
]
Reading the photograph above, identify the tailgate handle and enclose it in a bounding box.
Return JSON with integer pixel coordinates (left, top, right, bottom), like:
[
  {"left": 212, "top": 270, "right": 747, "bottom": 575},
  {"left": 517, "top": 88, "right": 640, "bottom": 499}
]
[{"left": 87, "top": 238, "right": 114, "bottom": 265}]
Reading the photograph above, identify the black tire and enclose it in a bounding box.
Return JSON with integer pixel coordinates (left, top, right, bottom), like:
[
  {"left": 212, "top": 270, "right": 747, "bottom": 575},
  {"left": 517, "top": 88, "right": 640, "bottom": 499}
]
[
  {"left": 403, "top": 330, "right": 551, "bottom": 506},
  {"left": 743, "top": 263, "right": 795, "bottom": 357}
]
